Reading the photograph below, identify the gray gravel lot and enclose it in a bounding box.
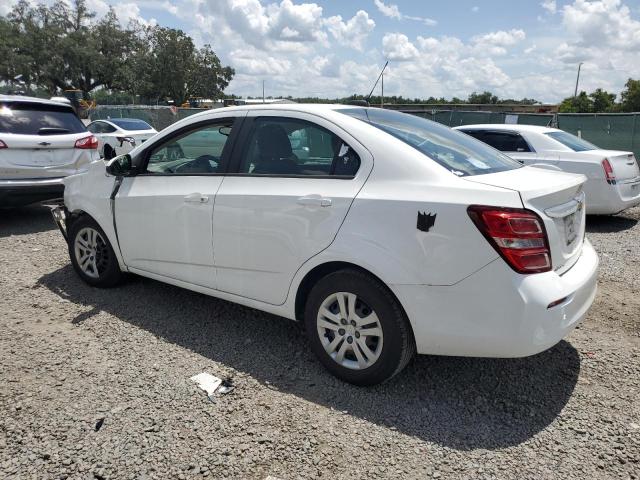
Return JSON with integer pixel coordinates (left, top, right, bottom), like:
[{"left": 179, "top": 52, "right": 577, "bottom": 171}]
[{"left": 1, "top": 205, "right": 639, "bottom": 480}]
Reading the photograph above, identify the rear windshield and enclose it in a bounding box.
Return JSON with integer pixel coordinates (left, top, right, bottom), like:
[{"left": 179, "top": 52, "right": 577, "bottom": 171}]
[
  {"left": 109, "top": 118, "right": 153, "bottom": 130},
  {"left": 0, "top": 102, "right": 86, "bottom": 135},
  {"left": 339, "top": 108, "right": 522, "bottom": 177},
  {"left": 545, "top": 131, "right": 597, "bottom": 152}
]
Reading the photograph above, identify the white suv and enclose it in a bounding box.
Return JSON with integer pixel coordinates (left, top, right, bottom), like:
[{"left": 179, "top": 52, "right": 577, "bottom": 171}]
[{"left": 0, "top": 95, "right": 99, "bottom": 206}]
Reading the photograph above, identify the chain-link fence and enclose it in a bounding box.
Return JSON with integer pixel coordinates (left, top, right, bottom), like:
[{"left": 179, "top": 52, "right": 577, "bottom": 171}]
[{"left": 90, "top": 105, "right": 209, "bottom": 131}]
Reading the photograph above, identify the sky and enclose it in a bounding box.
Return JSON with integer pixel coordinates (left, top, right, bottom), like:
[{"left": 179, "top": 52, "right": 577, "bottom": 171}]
[{"left": 3, "top": 0, "right": 640, "bottom": 102}]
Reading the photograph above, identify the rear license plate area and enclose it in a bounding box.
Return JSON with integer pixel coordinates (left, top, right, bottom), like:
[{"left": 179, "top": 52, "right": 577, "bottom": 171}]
[{"left": 564, "top": 212, "right": 578, "bottom": 245}]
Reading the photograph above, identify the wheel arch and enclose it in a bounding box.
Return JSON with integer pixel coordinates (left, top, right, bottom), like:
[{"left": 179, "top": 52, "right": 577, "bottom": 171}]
[{"left": 293, "top": 261, "right": 411, "bottom": 329}]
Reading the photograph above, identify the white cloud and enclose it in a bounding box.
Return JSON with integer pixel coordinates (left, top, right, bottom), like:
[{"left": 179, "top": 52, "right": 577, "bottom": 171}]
[
  {"left": 382, "top": 33, "right": 419, "bottom": 61},
  {"left": 541, "top": 0, "right": 557, "bottom": 14},
  {"left": 325, "top": 10, "right": 375, "bottom": 51},
  {"left": 373, "top": 0, "right": 437, "bottom": 26},
  {"left": 471, "top": 29, "right": 526, "bottom": 55}
]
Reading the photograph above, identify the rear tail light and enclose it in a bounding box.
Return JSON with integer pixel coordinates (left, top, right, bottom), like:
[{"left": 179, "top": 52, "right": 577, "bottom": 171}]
[
  {"left": 468, "top": 206, "right": 552, "bottom": 274},
  {"left": 0, "top": 140, "right": 7, "bottom": 149},
  {"left": 74, "top": 135, "right": 98, "bottom": 149},
  {"left": 602, "top": 158, "right": 616, "bottom": 185}
]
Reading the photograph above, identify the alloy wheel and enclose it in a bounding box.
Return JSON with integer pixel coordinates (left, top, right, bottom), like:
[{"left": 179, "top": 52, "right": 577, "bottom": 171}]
[
  {"left": 74, "top": 227, "right": 110, "bottom": 279},
  {"left": 316, "top": 292, "right": 383, "bottom": 370}
]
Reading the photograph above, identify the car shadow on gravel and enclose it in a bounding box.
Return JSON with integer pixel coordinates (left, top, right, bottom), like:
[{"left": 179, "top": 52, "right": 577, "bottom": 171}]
[
  {"left": 586, "top": 214, "right": 638, "bottom": 233},
  {"left": 0, "top": 205, "right": 56, "bottom": 238},
  {"left": 39, "top": 265, "right": 581, "bottom": 451}
]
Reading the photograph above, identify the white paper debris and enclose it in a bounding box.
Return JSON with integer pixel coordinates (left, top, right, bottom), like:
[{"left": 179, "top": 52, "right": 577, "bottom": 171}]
[{"left": 191, "top": 373, "right": 222, "bottom": 397}]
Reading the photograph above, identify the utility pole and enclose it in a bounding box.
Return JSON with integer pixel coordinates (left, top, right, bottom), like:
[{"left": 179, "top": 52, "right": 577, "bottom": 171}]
[
  {"left": 262, "top": 80, "right": 265, "bottom": 103},
  {"left": 574, "top": 62, "right": 584, "bottom": 97}
]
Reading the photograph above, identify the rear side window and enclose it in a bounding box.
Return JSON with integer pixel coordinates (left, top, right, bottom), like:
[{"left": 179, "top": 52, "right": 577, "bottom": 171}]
[
  {"left": 110, "top": 118, "right": 153, "bottom": 130},
  {"left": 0, "top": 102, "right": 86, "bottom": 135},
  {"left": 545, "top": 131, "right": 597, "bottom": 152},
  {"left": 463, "top": 130, "right": 532, "bottom": 152},
  {"left": 340, "top": 108, "right": 521, "bottom": 177},
  {"left": 239, "top": 117, "right": 360, "bottom": 177}
]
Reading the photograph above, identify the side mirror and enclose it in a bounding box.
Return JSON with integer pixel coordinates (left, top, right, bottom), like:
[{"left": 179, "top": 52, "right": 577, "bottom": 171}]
[{"left": 105, "top": 154, "right": 136, "bottom": 177}]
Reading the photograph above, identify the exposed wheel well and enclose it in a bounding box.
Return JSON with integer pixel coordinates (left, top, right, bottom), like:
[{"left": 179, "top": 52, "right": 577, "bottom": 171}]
[{"left": 294, "top": 261, "right": 410, "bottom": 327}]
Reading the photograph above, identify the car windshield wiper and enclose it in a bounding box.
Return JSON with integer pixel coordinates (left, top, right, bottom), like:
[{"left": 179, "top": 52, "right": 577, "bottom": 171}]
[{"left": 38, "top": 127, "right": 71, "bottom": 135}]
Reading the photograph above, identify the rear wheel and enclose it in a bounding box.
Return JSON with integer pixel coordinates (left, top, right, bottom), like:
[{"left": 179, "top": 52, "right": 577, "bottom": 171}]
[
  {"left": 103, "top": 144, "right": 115, "bottom": 160},
  {"left": 68, "top": 216, "right": 122, "bottom": 287},
  {"left": 304, "top": 269, "right": 415, "bottom": 385}
]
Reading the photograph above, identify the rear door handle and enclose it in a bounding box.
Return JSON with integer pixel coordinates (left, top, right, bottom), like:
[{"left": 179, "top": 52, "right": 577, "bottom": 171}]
[
  {"left": 184, "top": 192, "right": 209, "bottom": 204},
  {"left": 297, "top": 195, "right": 332, "bottom": 207}
]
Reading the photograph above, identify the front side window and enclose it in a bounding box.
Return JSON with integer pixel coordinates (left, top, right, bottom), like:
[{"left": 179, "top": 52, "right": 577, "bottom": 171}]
[
  {"left": 545, "top": 131, "right": 597, "bottom": 152},
  {"left": 146, "top": 121, "right": 234, "bottom": 174},
  {"left": 239, "top": 117, "right": 360, "bottom": 177},
  {"left": 340, "top": 108, "right": 522, "bottom": 177}
]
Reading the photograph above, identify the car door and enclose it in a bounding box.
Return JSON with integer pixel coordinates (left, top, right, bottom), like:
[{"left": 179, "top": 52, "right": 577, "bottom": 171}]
[
  {"left": 115, "top": 116, "right": 243, "bottom": 288},
  {"left": 212, "top": 111, "right": 373, "bottom": 305}
]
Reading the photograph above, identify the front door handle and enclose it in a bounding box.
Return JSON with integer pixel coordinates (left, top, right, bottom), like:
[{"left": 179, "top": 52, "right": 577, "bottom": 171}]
[
  {"left": 184, "top": 192, "right": 209, "bottom": 204},
  {"left": 297, "top": 195, "right": 332, "bottom": 207}
]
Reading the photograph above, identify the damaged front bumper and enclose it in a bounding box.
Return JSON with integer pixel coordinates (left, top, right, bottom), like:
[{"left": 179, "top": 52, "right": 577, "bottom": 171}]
[{"left": 47, "top": 201, "right": 68, "bottom": 240}]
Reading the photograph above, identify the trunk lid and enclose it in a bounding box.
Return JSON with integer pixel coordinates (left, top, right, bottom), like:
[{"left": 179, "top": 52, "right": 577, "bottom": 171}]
[
  {"left": 465, "top": 166, "right": 587, "bottom": 274},
  {"left": 592, "top": 150, "right": 640, "bottom": 182}
]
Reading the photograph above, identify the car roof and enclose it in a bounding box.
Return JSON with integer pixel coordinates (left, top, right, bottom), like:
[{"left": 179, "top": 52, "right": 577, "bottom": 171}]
[
  {"left": 454, "top": 123, "right": 558, "bottom": 134},
  {"left": 206, "top": 103, "right": 352, "bottom": 114},
  {"left": 0, "top": 94, "right": 75, "bottom": 109}
]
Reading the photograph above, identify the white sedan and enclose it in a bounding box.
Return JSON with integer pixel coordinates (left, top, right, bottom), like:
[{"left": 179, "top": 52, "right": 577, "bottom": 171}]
[
  {"left": 86, "top": 118, "right": 157, "bottom": 160},
  {"left": 454, "top": 124, "right": 640, "bottom": 215},
  {"left": 53, "top": 105, "right": 599, "bottom": 385}
]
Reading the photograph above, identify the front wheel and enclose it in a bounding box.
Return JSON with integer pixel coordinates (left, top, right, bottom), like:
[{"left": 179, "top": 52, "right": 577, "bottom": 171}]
[
  {"left": 68, "top": 216, "right": 123, "bottom": 287},
  {"left": 304, "top": 269, "right": 416, "bottom": 386}
]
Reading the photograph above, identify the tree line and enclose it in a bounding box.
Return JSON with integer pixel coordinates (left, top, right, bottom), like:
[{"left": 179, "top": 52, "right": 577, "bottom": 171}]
[
  {"left": 0, "top": 0, "right": 234, "bottom": 105},
  {"left": 558, "top": 80, "right": 640, "bottom": 113}
]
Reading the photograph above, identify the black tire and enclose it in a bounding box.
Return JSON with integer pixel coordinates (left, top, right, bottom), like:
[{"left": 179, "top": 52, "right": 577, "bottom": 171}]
[
  {"left": 68, "top": 215, "right": 123, "bottom": 288},
  {"left": 103, "top": 144, "right": 115, "bottom": 160},
  {"left": 304, "top": 269, "right": 416, "bottom": 386}
]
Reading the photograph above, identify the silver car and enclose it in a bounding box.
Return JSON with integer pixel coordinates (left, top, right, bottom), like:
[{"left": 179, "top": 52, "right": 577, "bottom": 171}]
[{"left": 0, "top": 95, "right": 99, "bottom": 206}]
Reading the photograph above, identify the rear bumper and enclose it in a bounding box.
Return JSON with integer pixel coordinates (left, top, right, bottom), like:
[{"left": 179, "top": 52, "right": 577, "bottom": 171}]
[
  {"left": 391, "top": 239, "right": 599, "bottom": 357},
  {"left": 0, "top": 177, "right": 65, "bottom": 206},
  {"left": 586, "top": 177, "right": 640, "bottom": 214}
]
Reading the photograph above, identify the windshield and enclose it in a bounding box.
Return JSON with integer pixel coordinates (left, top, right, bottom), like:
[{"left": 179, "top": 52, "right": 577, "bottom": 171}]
[
  {"left": 110, "top": 118, "right": 153, "bottom": 130},
  {"left": 0, "top": 102, "right": 86, "bottom": 135},
  {"left": 339, "top": 108, "right": 521, "bottom": 177},
  {"left": 545, "top": 131, "right": 597, "bottom": 152}
]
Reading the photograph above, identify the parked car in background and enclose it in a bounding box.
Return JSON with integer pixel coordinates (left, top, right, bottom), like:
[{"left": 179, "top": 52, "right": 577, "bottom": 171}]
[
  {"left": 87, "top": 118, "right": 157, "bottom": 160},
  {"left": 0, "top": 95, "right": 99, "bottom": 207},
  {"left": 454, "top": 124, "right": 640, "bottom": 215},
  {"left": 54, "top": 105, "right": 598, "bottom": 385}
]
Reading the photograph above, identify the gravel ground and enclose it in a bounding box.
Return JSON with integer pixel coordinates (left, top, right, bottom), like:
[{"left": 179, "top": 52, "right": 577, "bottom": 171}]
[{"left": 0, "top": 205, "right": 638, "bottom": 480}]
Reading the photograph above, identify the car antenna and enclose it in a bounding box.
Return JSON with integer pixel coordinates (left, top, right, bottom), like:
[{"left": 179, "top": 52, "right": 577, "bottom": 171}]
[{"left": 365, "top": 60, "right": 389, "bottom": 105}]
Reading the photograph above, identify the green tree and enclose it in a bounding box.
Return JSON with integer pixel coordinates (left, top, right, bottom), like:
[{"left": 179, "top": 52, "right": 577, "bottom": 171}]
[
  {"left": 558, "top": 91, "right": 593, "bottom": 113},
  {"left": 620, "top": 78, "right": 640, "bottom": 112},
  {"left": 467, "top": 91, "right": 498, "bottom": 104},
  {"left": 187, "top": 45, "right": 235, "bottom": 100},
  {"left": 589, "top": 88, "right": 616, "bottom": 112}
]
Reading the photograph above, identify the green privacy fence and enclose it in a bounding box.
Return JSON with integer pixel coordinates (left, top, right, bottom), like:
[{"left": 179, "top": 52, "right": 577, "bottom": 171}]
[
  {"left": 405, "top": 109, "right": 640, "bottom": 159},
  {"left": 556, "top": 114, "right": 639, "bottom": 159}
]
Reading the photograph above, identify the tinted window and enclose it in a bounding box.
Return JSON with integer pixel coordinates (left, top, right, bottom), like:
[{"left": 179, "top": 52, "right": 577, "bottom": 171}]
[
  {"left": 340, "top": 108, "right": 521, "bottom": 177},
  {"left": 239, "top": 117, "right": 360, "bottom": 177},
  {"left": 146, "top": 121, "right": 233, "bottom": 174},
  {"left": 0, "top": 102, "right": 86, "bottom": 135},
  {"left": 88, "top": 122, "right": 116, "bottom": 134},
  {"left": 110, "top": 118, "right": 153, "bottom": 130},
  {"left": 545, "top": 131, "right": 597, "bottom": 152},
  {"left": 463, "top": 130, "right": 532, "bottom": 152}
]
